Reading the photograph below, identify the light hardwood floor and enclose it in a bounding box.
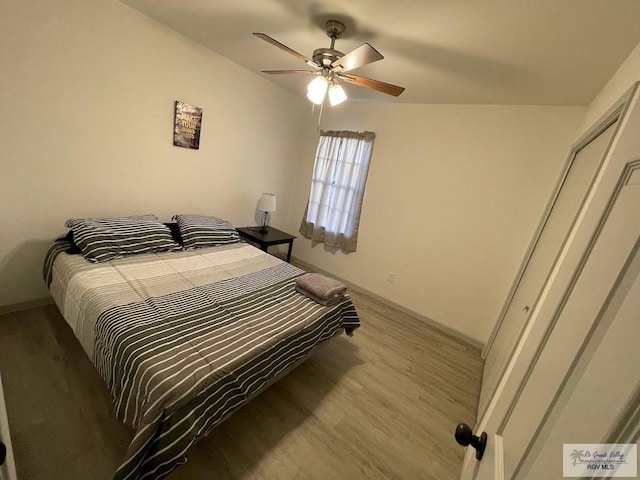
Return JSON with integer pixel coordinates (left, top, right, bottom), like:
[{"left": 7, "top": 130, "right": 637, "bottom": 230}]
[{"left": 0, "top": 290, "right": 483, "bottom": 480}]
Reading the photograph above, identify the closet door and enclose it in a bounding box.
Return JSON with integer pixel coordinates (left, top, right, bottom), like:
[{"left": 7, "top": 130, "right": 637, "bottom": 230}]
[{"left": 478, "top": 120, "right": 617, "bottom": 418}]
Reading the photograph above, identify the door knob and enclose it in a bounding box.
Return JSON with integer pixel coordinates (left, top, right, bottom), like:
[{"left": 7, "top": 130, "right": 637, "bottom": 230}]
[{"left": 455, "top": 423, "right": 487, "bottom": 460}]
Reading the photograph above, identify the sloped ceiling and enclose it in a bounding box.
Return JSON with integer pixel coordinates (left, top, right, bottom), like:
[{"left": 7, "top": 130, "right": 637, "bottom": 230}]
[{"left": 121, "top": 0, "right": 640, "bottom": 105}]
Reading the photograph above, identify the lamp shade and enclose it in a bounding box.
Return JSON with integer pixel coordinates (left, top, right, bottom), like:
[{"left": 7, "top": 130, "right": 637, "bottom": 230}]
[
  {"left": 306, "top": 76, "right": 328, "bottom": 105},
  {"left": 258, "top": 193, "right": 276, "bottom": 212},
  {"left": 328, "top": 83, "right": 347, "bottom": 106}
]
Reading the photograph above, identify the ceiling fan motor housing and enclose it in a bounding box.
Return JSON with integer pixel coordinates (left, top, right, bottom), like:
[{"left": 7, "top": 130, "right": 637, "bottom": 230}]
[{"left": 312, "top": 48, "right": 344, "bottom": 67}]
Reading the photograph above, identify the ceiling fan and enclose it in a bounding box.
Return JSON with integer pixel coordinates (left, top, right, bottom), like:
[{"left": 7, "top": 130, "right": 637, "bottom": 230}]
[{"left": 253, "top": 20, "right": 405, "bottom": 106}]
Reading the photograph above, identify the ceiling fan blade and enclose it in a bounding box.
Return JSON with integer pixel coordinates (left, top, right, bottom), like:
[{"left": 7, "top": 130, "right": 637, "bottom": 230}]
[
  {"left": 331, "top": 43, "right": 383, "bottom": 72},
  {"left": 253, "top": 33, "right": 319, "bottom": 68},
  {"left": 338, "top": 73, "right": 405, "bottom": 97},
  {"left": 262, "top": 69, "right": 319, "bottom": 75}
]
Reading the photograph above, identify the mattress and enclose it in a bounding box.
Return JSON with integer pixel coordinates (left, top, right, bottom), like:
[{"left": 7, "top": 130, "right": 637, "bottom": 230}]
[{"left": 45, "top": 240, "right": 359, "bottom": 479}]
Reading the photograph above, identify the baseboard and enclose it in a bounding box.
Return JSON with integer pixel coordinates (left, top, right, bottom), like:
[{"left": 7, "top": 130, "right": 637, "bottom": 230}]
[
  {"left": 292, "top": 257, "right": 484, "bottom": 352},
  {"left": 0, "top": 296, "right": 53, "bottom": 316}
]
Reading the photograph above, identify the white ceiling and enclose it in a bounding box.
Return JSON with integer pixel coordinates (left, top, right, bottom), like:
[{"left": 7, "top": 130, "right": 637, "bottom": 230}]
[{"left": 121, "top": 0, "right": 640, "bottom": 105}]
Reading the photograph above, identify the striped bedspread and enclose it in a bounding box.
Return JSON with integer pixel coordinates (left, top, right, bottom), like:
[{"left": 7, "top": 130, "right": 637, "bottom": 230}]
[{"left": 45, "top": 241, "right": 359, "bottom": 479}]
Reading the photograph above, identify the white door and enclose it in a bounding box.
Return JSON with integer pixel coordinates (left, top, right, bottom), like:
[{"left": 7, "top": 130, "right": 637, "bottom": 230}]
[
  {"left": 463, "top": 185, "right": 640, "bottom": 478},
  {"left": 478, "top": 121, "right": 617, "bottom": 417},
  {"left": 460, "top": 82, "right": 640, "bottom": 480},
  {"left": 519, "top": 228, "right": 640, "bottom": 479},
  {"left": 0, "top": 375, "right": 17, "bottom": 480}
]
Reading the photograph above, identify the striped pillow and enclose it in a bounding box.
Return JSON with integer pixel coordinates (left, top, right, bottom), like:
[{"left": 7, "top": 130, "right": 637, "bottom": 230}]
[
  {"left": 173, "top": 214, "right": 241, "bottom": 249},
  {"left": 64, "top": 215, "right": 181, "bottom": 262}
]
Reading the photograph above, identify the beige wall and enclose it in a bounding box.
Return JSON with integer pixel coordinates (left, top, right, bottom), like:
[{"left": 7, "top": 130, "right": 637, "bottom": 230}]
[
  {"left": 0, "top": 0, "right": 310, "bottom": 306},
  {"left": 287, "top": 104, "right": 584, "bottom": 343},
  {"left": 2, "top": 0, "right": 615, "bottom": 346},
  {"left": 582, "top": 41, "right": 640, "bottom": 129}
]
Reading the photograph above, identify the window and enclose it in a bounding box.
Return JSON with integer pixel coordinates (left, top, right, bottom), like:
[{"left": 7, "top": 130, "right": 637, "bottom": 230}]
[{"left": 299, "top": 130, "right": 375, "bottom": 253}]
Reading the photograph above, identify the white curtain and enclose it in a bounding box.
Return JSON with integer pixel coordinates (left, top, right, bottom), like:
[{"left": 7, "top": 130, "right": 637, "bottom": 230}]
[{"left": 299, "top": 130, "right": 375, "bottom": 252}]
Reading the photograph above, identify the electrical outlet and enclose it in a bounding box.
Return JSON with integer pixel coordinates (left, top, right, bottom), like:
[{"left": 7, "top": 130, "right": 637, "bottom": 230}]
[{"left": 387, "top": 272, "right": 395, "bottom": 283}]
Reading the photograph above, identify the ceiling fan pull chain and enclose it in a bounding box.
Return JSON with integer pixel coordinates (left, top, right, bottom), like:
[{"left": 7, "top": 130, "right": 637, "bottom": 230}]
[{"left": 317, "top": 99, "right": 324, "bottom": 131}]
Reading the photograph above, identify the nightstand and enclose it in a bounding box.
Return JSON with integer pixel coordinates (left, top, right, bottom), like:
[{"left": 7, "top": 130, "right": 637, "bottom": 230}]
[{"left": 236, "top": 226, "right": 296, "bottom": 262}]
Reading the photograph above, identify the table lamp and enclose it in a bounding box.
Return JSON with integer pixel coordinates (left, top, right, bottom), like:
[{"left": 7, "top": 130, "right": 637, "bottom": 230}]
[{"left": 258, "top": 193, "right": 276, "bottom": 233}]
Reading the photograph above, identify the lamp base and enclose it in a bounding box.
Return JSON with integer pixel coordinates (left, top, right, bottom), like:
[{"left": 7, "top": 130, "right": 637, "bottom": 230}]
[{"left": 259, "top": 211, "right": 269, "bottom": 234}]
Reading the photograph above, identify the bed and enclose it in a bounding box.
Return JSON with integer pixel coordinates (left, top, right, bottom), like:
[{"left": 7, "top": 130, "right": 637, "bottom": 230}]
[{"left": 43, "top": 232, "right": 359, "bottom": 480}]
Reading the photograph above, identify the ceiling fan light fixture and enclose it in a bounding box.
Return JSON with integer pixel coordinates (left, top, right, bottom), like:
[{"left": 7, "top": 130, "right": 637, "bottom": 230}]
[
  {"left": 328, "top": 83, "right": 347, "bottom": 106},
  {"left": 306, "top": 76, "right": 328, "bottom": 104}
]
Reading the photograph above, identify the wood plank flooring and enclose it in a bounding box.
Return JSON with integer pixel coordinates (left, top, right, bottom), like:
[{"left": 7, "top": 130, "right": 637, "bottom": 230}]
[{"left": 0, "top": 290, "right": 483, "bottom": 480}]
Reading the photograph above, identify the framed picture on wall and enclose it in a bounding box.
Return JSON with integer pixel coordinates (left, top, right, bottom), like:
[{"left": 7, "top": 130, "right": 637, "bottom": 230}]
[{"left": 173, "top": 101, "right": 203, "bottom": 150}]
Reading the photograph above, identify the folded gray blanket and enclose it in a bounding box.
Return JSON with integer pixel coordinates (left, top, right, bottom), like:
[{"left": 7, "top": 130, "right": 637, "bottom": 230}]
[
  {"left": 295, "top": 273, "right": 347, "bottom": 303},
  {"left": 295, "top": 285, "right": 344, "bottom": 306}
]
